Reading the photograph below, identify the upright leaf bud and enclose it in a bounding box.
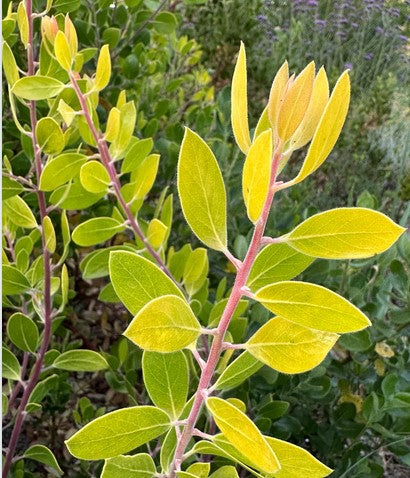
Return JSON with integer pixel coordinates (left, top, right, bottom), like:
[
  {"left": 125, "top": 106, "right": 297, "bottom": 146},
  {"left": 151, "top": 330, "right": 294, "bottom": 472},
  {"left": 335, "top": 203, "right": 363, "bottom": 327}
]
[
  {"left": 64, "top": 14, "right": 78, "bottom": 58},
  {"left": 41, "top": 15, "right": 59, "bottom": 44},
  {"left": 267, "top": 61, "right": 289, "bottom": 144}
]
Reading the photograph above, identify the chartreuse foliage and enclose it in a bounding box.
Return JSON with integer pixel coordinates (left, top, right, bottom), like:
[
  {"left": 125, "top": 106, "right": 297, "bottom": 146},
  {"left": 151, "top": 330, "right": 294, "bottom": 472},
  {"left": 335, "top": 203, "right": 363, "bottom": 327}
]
[{"left": 3, "top": 2, "right": 406, "bottom": 476}]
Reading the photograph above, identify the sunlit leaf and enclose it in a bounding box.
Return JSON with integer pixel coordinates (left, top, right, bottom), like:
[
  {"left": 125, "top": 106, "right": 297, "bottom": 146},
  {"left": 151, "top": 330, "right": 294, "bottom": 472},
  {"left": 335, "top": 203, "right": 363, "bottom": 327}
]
[
  {"left": 101, "top": 453, "right": 156, "bottom": 478},
  {"left": 72, "top": 218, "right": 125, "bottom": 247},
  {"left": 94, "top": 44, "right": 111, "bottom": 91}
]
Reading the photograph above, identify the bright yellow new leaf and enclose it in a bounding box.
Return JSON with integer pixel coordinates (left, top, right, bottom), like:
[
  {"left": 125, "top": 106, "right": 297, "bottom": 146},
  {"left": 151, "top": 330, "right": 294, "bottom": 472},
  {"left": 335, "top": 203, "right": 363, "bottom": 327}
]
[
  {"left": 268, "top": 61, "right": 289, "bottom": 138},
  {"left": 246, "top": 316, "right": 339, "bottom": 374},
  {"left": 64, "top": 15, "right": 78, "bottom": 57},
  {"left": 54, "top": 31, "right": 72, "bottom": 71},
  {"left": 147, "top": 218, "right": 168, "bottom": 249},
  {"left": 206, "top": 397, "right": 280, "bottom": 474},
  {"left": 253, "top": 105, "right": 270, "bottom": 141},
  {"left": 265, "top": 436, "right": 333, "bottom": 478},
  {"left": 289, "top": 66, "right": 329, "bottom": 150},
  {"left": 231, "top": 42, "right": 251, "bottom": 154},
  {"left": 124, "top": 295, "right": 201, "bottom": 352},
  {"left": 285, "top": 207, "right": 406, "bottom": 259},
  {"left": 277, "top": 61, "right": 315, "bottom": 142},
  {"left": 289, "top": 70, "right": 350, "bottom": 186},
  {"left": 17, "top": 2, "right": 29, "bottom": 48},
  {"left": 255, "top": 281, "right": 371, "bottom": 333},
  {"left": 94, "top": 44, "right": 111, "bottom": 91},
  {"left": 105, "top": 107, "right": 120, "bottom": 142},
  {"left": 242, "top": 129, "right": 272, "bottom": 222}
]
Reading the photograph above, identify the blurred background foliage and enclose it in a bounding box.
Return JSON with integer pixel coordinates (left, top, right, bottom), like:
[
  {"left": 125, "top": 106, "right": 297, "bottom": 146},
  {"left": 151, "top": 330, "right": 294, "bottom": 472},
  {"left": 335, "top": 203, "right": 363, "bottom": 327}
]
[{"left": 2, "top": 0, "right": 409, "bottom": 477}]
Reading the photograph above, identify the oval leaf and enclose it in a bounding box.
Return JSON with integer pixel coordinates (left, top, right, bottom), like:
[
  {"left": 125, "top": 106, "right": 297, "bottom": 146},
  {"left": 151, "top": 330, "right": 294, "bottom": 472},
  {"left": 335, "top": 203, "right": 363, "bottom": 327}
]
[
  {"left": 2, "top": 264, "right": 31, "bottom": 295},
  {"left": 102, "top": 453, "right": 156, "bottom": 478},
  {"left": 65, "top": 406, "right": 170, "bottom": 460},
  {"left": 11, "top": 75, "right": 65, "bottom": 100},
  {"left": 284, "top": 207, "right": 406, "bottom": 259},
  {"left": 72, "top": 218, "right": 125, "bottom": 247},
  {"left": 94, "top": 44, "right": 111, "bottom": 91},
  {"left": 2, "top": 346, "right": 21, "bottom": 380},
  {"left": 53, "top": 350, "right": 109, "bottom": 372},
  {"left": 80, "top": 160, "right": 110, "bottom": 193},
  {"left": 215, "top": 351, "right": 263, "bottom": 391},
  {"left": 39, "top": 153, "right": 88, "bottom": 191},
  {"left": 124, "top": 295, "right": 201, "bottom": 352},
  {"left": 255, "top": 280, "right": 370, "bottom": 333},
  {"left": 206, "top": 397, "right": 280, "bottom": 474},
  {"left": 36, "top": 117, "right": 65, "bottom": 155},
  {"left": 242, "top": 129, "right": 272, "bottom": 222},
  {"left": 24, "top": 445, "right": 62, "bottom": 475},
  {"left": 3, "top": 195, "right": 37, "bottom": 229},
  {"left": 245, "top": 316, "right": 338, "bottom": 374},
  {"left": 7, "top": 312, "right": 39, "bottom": 353},
  {"left": 178, "top": 128, "right": 227, "bottom": 251},
  {"left": 109, "top": 250, "right": 184, "bottom": 315}
]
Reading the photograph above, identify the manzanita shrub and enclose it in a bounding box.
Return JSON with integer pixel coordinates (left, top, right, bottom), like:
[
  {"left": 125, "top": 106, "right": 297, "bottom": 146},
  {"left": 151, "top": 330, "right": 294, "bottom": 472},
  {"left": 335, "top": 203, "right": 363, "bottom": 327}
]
[{"left": 2, "top": 2, "right": 407, "bottom": 477}]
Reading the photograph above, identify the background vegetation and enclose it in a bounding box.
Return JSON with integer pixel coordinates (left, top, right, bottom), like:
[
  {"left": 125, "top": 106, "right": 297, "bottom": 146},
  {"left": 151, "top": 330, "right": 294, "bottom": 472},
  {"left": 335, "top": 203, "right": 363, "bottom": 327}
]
[{"left": 2, "top": 0, "right": 409, "bottom": 477}]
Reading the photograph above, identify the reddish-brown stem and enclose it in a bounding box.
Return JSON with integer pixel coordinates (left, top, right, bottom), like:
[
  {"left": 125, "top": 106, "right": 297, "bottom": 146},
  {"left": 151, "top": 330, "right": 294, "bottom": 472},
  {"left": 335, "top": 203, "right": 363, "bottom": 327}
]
[
  {"left": 2, "top": 2, "right": 53, "bottom": 477},
  {"left": 168, "top": 145, "right": 283, "bottom": 476},
  {"left": 68, "top": 73, "right": 179, "bottom": 287}
]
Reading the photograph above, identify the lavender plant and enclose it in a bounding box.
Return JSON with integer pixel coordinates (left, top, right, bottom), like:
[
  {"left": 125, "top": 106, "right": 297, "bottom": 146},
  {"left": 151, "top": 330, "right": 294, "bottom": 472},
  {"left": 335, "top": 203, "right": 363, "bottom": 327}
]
[{"left": 2, "top": 2, "right": 407, "bottom": 478}]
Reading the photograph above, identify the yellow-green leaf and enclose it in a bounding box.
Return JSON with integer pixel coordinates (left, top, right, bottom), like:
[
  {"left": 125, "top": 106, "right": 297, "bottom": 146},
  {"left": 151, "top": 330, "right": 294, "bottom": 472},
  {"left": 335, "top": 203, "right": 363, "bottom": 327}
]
[
  {"left": 147, "top": 218, "right": 168, "bottom": 249},
  {"left": 43, "top": 216, "right": 56, "bottom": 254},
  {"left": 124, "top": 295, "right": 201, "bottom": 352},
  {"left": 231, "top": 42, "right": 251, "bottom": 154},
  {"left": 129, "top": 154, "right": 160, "bottom": 200},
  {"left": 94, "top": 44, "right": 111, "bottom": 91},
  {"left": 289, "top": 70, "right": 350, "bottom": 186},
  {"left": 268, "top": 61, "right": 289, "bottom": 137},
  {"left": 265, "top": 436, "right": 332, "bottom": 478},
  {"left": 242, "top": 129, "right": 272, "bottom": 222},
  {"left": 39, "top": 153, "right": 88, "bottom": 191},
  {"left": 178, "top": 128, "right": 227, "bottom": 251},
  {"left": 277, "top": 61, "right": 315, "bottom": 142},
  {"left": 65, "top": 406, "right": 170, "bottom": 460},
  {"left": 245, "top": 316, "right": 339, "bottom": 373},
  {"left": 247, "top": 243, "right": 314, "bottom": 292},
  {"left": 2, "top": 41, "right": 20, "bottom": 86},
  {"left": 255, "top": 280, "right": 370, "bottom": 333},
  {"left": 104, "top": 107, "right": 120, "bottom": 142},
  {"left": 101, "top": 453, "right": 156, "bottom": 478},
  {"left": 206, "top": 397, "right": 280, "bottom": 474},
  {"left": 72, "top": 218, "right": 125, "bottom": 247},
  {"left": 253, "top": 105, "right": 270, "bottom": 141},
  {"left": 289, "top": 66, "right": 329, "bottom": 150},
  {"left": 17, "top": 2, "right": 29, "bottom": 48},
  {"left": 3, "top": 196, "right": 37, "bottom": 229},
  {"left": 80, "top": 160, "right": 110, "bottom": 193},
  {"left": 64, "top": 15, "right": 78, "bottom": 57},
  {"left": 285, "top": 207, "right": 406, "bottom": 259},
  {"left": 12, "top": 76, "right": 65, "bottom": 101},
  {"left": 110, "top": 101, "right": 136, "bottom": 158},
  {"left": 61, "top": 264, "right": 69, "bottom": 308},
  {"left": 58, "top": 99, "right": 76, "bottom": 127},
  {"left": 54, "top": 31, "right": 72, "bottom": 71},
  {"left": 36, "top": 117, "right": 65, "bottom": 155}
]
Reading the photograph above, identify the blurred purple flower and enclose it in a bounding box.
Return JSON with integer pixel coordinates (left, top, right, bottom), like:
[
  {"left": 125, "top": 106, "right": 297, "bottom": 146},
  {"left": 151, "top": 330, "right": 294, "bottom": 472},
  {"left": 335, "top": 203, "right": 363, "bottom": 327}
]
[
  {"left": 364, "top": 52, "right": 374, "bottom": 60},
  {"left": 344, "top": 62, "right": 353, "bottom": 70}
]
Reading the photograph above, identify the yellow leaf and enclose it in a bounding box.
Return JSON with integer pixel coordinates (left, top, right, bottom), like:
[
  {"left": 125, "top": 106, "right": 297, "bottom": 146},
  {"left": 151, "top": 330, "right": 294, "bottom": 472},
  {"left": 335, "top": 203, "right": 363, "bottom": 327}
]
[
  {"left": 242, "top": 129, "right": 272, "bottom": 222},
  {"left": 147, "top": 218, "right": 168, "bottom": 249},
  {"left": 268, "top": 61, "right": 289, "bottom": 140},
  {"left": 57, "top": 99, "right": 76, "bottom": 127},
  {"left": 94, "top": 44, "right": 111, "bottom": 91},
  {"left": 253, "top": 105, "right": 270, "bottom": 141},
  {"left": 54, "top": 31, "right": 72, "bottom": 71},
  {"left": 289, "top": 66, "right": 329, "bottom": 151},
  {"left": 105, "top": 107, "right": 120, "bottom": 142},
  {"left": 206, "top": 397, "right": 280, "bottom": 474},
  {"left": 246, "top": 316, "right": 339, "bottom": 374},
  {"left": 17, "top": 2, "right": 29, "bottom": 48},
  {"left": 124, "top": 295, "right": 201, "bottom": 353},
  {"left": 284, "top": 207, "right": 406, "bottom": 259},
  {"left": 375, "top": 341, "right": 395, "bottom": 358},
  {"left": 231, "top": 42, "right": 251, "bottom": 154},
  {"left": 255, "top": 280, "right": 370, "bottom": 333},
  {"left": 289, "top": 70, "right": 350, "bottom": 186},
  {"left": 374, "top": 358, "right": 385, "bottom": 377},
  {"left": 265, "top": 437, "right": 332, "bottom": 478},
  {"left": 64, "top": 15, "right": 78, "bottom": 57},
  {"left": 43, "top": 216, "right": 56, "bottom": 254},
  {"left": 277, "top": 61, "right": 315, "bottom": 142},
  {"left": 226, "top": 398, "right": 247, "bottom": 413}
]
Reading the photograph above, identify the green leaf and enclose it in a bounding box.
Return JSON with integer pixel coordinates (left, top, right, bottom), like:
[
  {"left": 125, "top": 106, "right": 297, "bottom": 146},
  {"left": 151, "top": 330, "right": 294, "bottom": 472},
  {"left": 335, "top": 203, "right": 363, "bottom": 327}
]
[
  {"left": 12, "top": 75, "right": 65, "bottom": 100},
  {"left": 104, "top": 107, "right": 120, "bottom": 142},
  {"left": 7, "top": 312, "right": 39, "bottom": 353},
  {"left": 109, "top": 250, "right": 183, "bottom": 315},
  {"left": 43, "top": 216, "right": 56, "bottom": 254},
  {"left": 231, "top": 42, "right": 251, "bottom": 154},
  {"left": 102, "top": 453, "right": 156, "bottom": 478},
  {"left": 147, "top": 218, "right": 168, "bottom": 249},
  {"left": 50, "top": 178, "right": 105, "bottom": 209},
  {"left": 123, "top": 154, "right": 160, "bottom": 201},
  {"left": 2, "top": 346, "right": 21, "bottom": 380},
  {"left": 72, "top": 218, "right": 125, "bottom": 247},
  {"left": 53, "top": 350, "right": 109, "bottom": 372},
  {"left": 284, "top": 207, "right": 406, "bottom": 259},
  {"left": 185, "top": 463, "right": 211, "bottom": 478},
  {"left": 265, "top": 436, "right": 332, "bottom": 478},
  {"left": 178, "top": 128, "right": 227, "bottom": 251},
  {"left": 124, "top": 295, "right": 201, "bottom": 352},
  {"left": 142, "top": 351, "right": 189, "bottom": 419},
  {"left": 110, "top": 101, "right": 137, "bottom": 158},
  {"left": 242, "top": 129, "right": 272, "bottom": 222},
  {"left": 2, "top": 41, "right": 19, "bottom": 86},
  {"left": 65, "top": 406, "right": 170, "bottom": 460},
  {"left": 80, "top": 246, "right": 132, "bottom": 280},
  {"left": 206, "top": 397, "right": 280, "bottom": 474},
  {"left": 80, "top": 160, "right": 110, "bottom": 193},
  {"left": 2, "top": 265, "right": 31, "bottom": 295},
  {"left": 39, "top": 153, "right": 88, "bottom": 191},
  {"left": 255, "top": 281, "right": 370, "bottom": 333},
  {"left": 28, "top": 374, "right": 59, "bottom": 405},
  {"left": 183, "top": 248, "right": 208, "bottom": 296},
  {"left": 94, "top": 44, "right": 111, "bottom": 91},
  {"left": 247, "top": 243, "right": 314, "bottom": 291},
  {"left": 36, "top": 117, "right": 65, "bottom": 155},
  {"left": 2, "top": 393, "right": 8, "bottom": 415},
  {"left": 25, "top": 445, "right": 63, "bottom": 475},
  {"left": 2, "top": 177, "right": 24, "bottom": 200},
  {"left": 3, "top": 195, "right": 37, "bottom": 229},
  {"left": 121, "top": 138, "right": 154, "bottom": 173},
  {"left": 210, "top": 466, "right": 239, "bottom": 478},
  {"left": 245, "top": 316, "right": 339, "bottom": 374},
  {"left": 215, "top": 351, "right": 263, "bottom": 390}
]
